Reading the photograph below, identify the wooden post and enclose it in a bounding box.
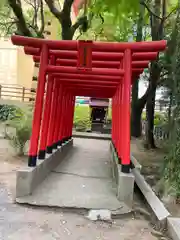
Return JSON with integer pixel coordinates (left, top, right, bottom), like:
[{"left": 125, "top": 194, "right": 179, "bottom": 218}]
[
  {"left": 0, "top": 85, "right": 2, "bottom": 98},
  {"left": 22, "top": 87, "right": 25, "bottom": 102}
]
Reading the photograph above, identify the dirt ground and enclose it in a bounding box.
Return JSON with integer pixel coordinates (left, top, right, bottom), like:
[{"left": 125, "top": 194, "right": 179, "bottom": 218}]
[
  {"left": 0, "top": 138, "right": 167, "bottom": 240},
  {"left": 131, "top": 137, "right": 180, "bottom": 218},
  {"left": 131, "top": 138, "right": 165, "bottom": 185}
]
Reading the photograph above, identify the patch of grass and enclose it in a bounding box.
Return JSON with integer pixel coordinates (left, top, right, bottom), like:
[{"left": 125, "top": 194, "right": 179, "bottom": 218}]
[
  {"left": 5, "top": 107, "right": 32, "bottom": 156},
  {"left": 73, "top": 105, "right": 91, "bottom": 132},
  {"left": 0, "top": 105, "right": 20, "bottom": 121},
  {"left": 142, "top": 111, "right": 166, "bottom": 126}
]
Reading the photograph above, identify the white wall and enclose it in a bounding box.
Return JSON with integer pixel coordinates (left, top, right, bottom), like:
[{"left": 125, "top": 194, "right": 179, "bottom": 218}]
[{"left": 0, "top": 38, "right": 17, "bottom": 85}]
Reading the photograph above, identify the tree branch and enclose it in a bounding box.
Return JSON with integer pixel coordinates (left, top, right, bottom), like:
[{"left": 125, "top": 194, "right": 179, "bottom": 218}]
[
  {"left": 0, "top": 21, "right": 17, "bottom": 25},
  {"left": 30, "top": 0, "right": 39, "bottom": 30},
  {"left": 39, "top": 0, "right": 45, "bottom": 36},
  {"left": 158, "top": 0, "right": 166, "bottom": 40},
  {"left": 165, "top": 7, "right": 178, "bottom": 20},
  {"left": 44, "top": 0, "right": 62, "bottom": 22},
  {"left": 0, "top": 11, "right": 15, "bottom": 20},
  {"left": 45, "top": 0, "right": 88, "bottom": 40},
  {"left": 141, "top": 0, "right": 177, "bottom": 21},
  {"left": 7, "top": 0, "right": 33, "bottom": 36},
  {"left": 0, "top": 21, "right": 17, "bottom": 36},
  {"left": 62, "top": 0, "right": 73, "bottom": 15},
  {"left": 71, "top": 16, "right": 87, "bottom": 34},
  {"left": 61, "top": 0, "right": 74, "bottom": 30},
  {"left": 140, "top": 1, "right": 162, "bottom": 20},
  {"left": 24, "top": 0, "right": 36, "bottom": 10}
]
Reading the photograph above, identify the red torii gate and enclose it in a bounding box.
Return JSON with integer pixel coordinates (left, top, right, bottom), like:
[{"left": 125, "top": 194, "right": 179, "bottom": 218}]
[{"left": 11, "top": 35, "right": 166, "bottom": 173}]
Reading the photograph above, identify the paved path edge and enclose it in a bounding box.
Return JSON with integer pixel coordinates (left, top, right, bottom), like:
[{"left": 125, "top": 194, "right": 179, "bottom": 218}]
[
  {"left": 72, "top": 132, "right": 111, "bottom": 140},
  {"left": 167, "top": 217, "right": 180, "bottom": 240}
]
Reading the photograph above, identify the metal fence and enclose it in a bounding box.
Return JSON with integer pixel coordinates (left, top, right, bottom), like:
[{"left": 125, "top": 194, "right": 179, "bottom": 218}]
[{"left": 142, "top": 120, "right": 169, "bottom": 140}]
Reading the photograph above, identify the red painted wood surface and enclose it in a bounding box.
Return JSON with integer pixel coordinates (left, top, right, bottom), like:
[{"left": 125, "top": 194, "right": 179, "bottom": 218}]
[{"left": 11, "top": 35, "right": 166, "bottom": 172}]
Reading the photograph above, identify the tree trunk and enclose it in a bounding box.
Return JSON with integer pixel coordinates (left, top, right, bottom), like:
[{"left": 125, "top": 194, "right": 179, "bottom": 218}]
[
  {"left": 131, "top": 84, "right": 150, "bottom": 137},
  {"left": 45, "top": 0, "right": 87, "bottom": 41},
  {"left": 145, "top": 59, "right": 161, "bottom": 148},
  {"left": 144, "top": 0, "right": 164, "bottom": 148},
  {"left": 162, "top": 5, "right": 180, "bottom": 195},
  {"left": 131, "top": 3, "right": 144, "bottom": 137},
  {"left": 62, "top": 27, "right": 73, "bottom": 40},
  {"left": 61, "top": 13, "right": 73, "bottom": 40},
  {"left": 145, "top": 81, "right": 156, "bottom": 148},
  {"left": 168, "top": 90, "right": 173, "bottom": 135},
  {"left": 131, "top": 100, "right": 143, "bottom": 137},
  {"left": 8, "top": 0, "right": 33, "bottom": 36}
]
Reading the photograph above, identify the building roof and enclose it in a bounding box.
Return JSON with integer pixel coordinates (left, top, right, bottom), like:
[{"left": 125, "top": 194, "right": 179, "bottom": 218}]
[{"left": 89, "top": 99, "right": 109, "bottom": 107}]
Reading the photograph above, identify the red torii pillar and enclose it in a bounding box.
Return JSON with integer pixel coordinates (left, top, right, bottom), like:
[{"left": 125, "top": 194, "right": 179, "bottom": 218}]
[
  {"left": 118, "top": 49, "right": 131, "bottom": 172},
  {"left": 28, "top": 44, "right": 48, "bottom": 167},
  {"left": 53, "top": 84, "right": 63, "bottom": 148},
  {"left": 65, "top": 93, "right": 74, "bottom": 141},
  {"left": 38, "top": 56, "right": 55, "bottom": 159},
  {"left": 62, "top": 91, "right": 71, "bottom": 142},
  {"left": 112, "top": 49, "right": 132, "bottom": 173},
  {"left": 58, "top": 90, "right": 66, "bottom": 145},
  {"left": 121, "top": 49, "right": 131, "bottom": 173},
  {"left": 51, "top": 82, "right": 63, "bottom": 149},
  {"left": 111, "top": 97, "right": 115, "bottom": 148},
  {"left": 46, "top": 79, "right": 59, "bottom": 154},
  {"left": 69, "top": 95, "right": 76, "bottom": 139}
]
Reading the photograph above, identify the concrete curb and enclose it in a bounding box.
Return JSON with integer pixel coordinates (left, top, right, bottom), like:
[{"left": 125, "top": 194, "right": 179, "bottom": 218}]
[
  {"left": 72, "top": 132, "right": 111, "bottom": 140},
  {"left": 167, "top": 217, "right": 180, "bottom": 240},
  {"left": 16, "top": 139, "right": 73, "bottom": 198},
  {"left": 130, "top": 156, "right": 171, "bottom": 226},
  {"left": 132, "top": 167, "right": 170, "bottom": 225},
  {"left": 109, "top": 142, "right": 135, "bottom": 209}
]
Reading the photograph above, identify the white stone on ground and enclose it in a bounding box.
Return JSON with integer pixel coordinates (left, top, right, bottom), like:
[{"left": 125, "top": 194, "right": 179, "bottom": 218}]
[{"left": 87, "top": 209, "right": 112, "bottom": 221}]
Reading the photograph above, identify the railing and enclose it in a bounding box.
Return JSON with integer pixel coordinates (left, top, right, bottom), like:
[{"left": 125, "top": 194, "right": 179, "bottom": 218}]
[
  {"left": 0, "top": 84, "right": 35, "bottom": 102},
  {"left": 142, "top": 120, "right": 169, "bottom": 140}
]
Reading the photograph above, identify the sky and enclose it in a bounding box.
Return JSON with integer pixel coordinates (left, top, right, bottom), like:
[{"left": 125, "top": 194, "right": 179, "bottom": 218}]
[{"left": 139, "top": 79, "right": 164, "bottom": 100}]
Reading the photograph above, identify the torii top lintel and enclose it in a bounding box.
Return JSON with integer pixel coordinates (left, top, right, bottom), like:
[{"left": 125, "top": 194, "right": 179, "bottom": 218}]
[
  {"left": 11, "top": 35, "right": 167, "bottom": 90},
  {"left": 11, "top": 35, "right": 166, "bottom": 52}
]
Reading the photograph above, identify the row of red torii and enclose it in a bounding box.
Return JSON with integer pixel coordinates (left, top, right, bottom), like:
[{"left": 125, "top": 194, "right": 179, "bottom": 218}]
[{"left": 11, "top": 35, "right": 166, "bottom": 173}]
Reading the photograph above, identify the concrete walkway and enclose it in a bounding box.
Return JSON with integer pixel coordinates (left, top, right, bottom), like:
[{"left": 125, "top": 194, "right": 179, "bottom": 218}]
[{"left": 17, "top": 138, "right": 130, "bottom": 214}]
